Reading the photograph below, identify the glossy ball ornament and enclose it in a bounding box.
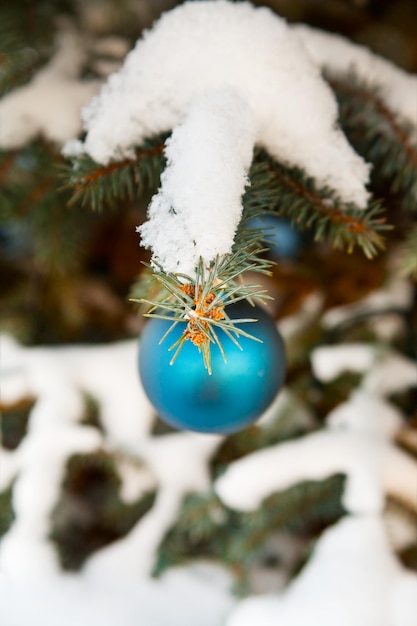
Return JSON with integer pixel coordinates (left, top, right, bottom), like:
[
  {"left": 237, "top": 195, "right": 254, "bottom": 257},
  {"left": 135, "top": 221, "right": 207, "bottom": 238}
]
[
  {"left": 138, "top": 301, "right": 286, "bottom": 434},
  {"left": 247, "top": 215, "right": 301, "bottom": 260}
]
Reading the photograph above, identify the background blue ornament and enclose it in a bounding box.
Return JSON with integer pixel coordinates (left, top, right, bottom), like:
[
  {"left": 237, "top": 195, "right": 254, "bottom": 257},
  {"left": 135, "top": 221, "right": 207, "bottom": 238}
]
[
  {"left": 138, "top": 301, "right": 286, "bottom": 434},
  {"left": 247, "top": 214, "right": 301, "bottom": 260}
]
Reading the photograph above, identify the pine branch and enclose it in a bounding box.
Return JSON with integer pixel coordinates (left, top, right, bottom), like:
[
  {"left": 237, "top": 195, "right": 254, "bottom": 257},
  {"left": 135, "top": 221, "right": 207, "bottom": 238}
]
[
  {"left": 245, "top": 149, "right": 389, "bottom": 259},
  {"left": 212, "top": 396, "right": 314, "bottom": 471},
  {"left": 131, "top": 147, "right": 389, "bottom": 371},
  {"left": 0, "top": 145, "right": 55, "bottom": 222},
  {"left": 153, "top": 491, "right": 227, "bottom": 576},
  {"left": 62, "top": 136, "right": 166, "bottom": 211},
  {"left": 227, "top": 474, "right": 346, "bottom": 571},
  {"left": 131, "top": 224, "right": 274, "bottom": 373},
  {"left": 0, "top": 2, "right": 70, "bottom": 96},
  {"left": 0, "top": 26, "right": 38, "bottom": 95},
  {"left": 329, "top": 74, "right": 417, "bottom": 210},
  {"left": 0, "top": 150, "right": 17, "bottom": 182},
  {"left": 401, "top": 224, "right": 417, "bottom": 279},
  {"left": 0, "top": 484, "right": 14, "bottom": 539},
  {"left": 65, "top": 131, "right": 390, "bottom": 371},
  {"left": 154, "top": 474, "right": 346, "bottom": 585},
  {"left": 1, "top": 141, "right": 96, "bottom": 272},
  {"left": 50, "top": 451, "right": 157, "bottom": 571},
  {"left": 0, "top": 151, "right": 19, "bottom": 217},
  {"left": 30, "top": 194, "right": 95, "bottom": 274}
]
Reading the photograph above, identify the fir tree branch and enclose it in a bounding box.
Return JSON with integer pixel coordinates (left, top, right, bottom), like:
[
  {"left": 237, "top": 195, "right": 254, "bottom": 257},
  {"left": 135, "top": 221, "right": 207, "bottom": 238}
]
[
  {"left": 0, "top": 150, "right": 17, "bottom": 183},
  {"left": 154, "top": 474, "right": 346, "bottom": 585},
  {"left": 1, "top": 142, "right": 59, "bottom": 220},
  {"left": 0, "top": 28, "right": 38, "bottom": 95},
  {"left": 245, "top": 149, "right": 389, "bottom": 258},
  {"left": 131, "top": 147, "right": 389, "bottom": 371},
  {"left": 62, "top": 137, "right": 166, "bottom": 210},
  {"left": 330, "top": 77, "right": 417, "bottom": 169},
  {"left": 132, "top": 217, "right": 275, "bottom": 373},
  {"left": 30, "top": 193, "right": 94, "bottom": 274},
  {"left": 20, "top": 176, "right": 55, "bottom": 213},
  {"left": 329, "top": 75, "right": 417, "bottom": 209},
  {"left": 153, "top": 491, "right": 227, "bottom": 576},
  {"left": 401, "top": 224, "right": 417, "bottom": 279},
  {"left": 0, "top": 3, "right": 62, "bottom": 96},
  {"left": 226, "top": 474, "right": 346, "bottom": 577},
  {"left": 1, "top": 141, "right": 96, "bottom": 272},
  {"left": 133, "top": 252, "right": 272, "bottom": 374},
  {"left": 50, "top": 451, "right": 157, "bottom": 571},
  {"left": 66, "top": 134, "right": 389, "bottom": 371}
]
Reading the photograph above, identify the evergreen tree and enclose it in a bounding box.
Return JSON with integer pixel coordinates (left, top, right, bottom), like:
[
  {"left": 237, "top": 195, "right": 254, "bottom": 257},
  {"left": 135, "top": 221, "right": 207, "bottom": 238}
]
[{"left": 0, "top": 1, "right": 416, "bottom": 625}]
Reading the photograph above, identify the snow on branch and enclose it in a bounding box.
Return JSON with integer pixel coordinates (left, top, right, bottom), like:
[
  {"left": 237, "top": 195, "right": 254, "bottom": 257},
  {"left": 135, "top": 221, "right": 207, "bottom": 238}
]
[
  {"left": 64, "top": 0, "right": 379, "bottom": 274},
  {"left": 0, "top": 27, "right": 100, "bottom": 148},
  {"left": 0, "top": 334, "right": 223, "bottom": 583},
  {"left": 138, "top": 88, "right": 255, "bottom": 274},
  {"left": 227, "top": 516, "right": 417, "bottom": 626},
  {"left": 215, "top": 426, "right": 417, "bottom": 515},
  {"left": 312, "top": 343, "right": 417, "bottom": 396},
  {"left": 215, "top": 341, "right": 417, "bottom": 516},
  {"left": 322, "top": 277, "right": 413, "bottom": 332},
  {"left": 293, "top": 24, "right": 417, "bottom": 128}
]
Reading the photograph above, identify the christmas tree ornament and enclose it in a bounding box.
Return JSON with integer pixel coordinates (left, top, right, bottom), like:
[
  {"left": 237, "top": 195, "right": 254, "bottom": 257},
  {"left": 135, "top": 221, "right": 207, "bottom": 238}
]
[
  {"left": 138, "top": 301, "right": 286, "bottom": 434},
  {"left": 247, "top": 214, "right": 302, "bottom": 260}
]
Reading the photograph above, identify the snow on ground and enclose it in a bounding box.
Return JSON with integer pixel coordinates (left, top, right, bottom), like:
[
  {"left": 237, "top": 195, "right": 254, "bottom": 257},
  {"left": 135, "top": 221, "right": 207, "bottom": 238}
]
[
  {"left": 217, "top": 337, "right": 417, "bottom": 625},
  {"left": 0, "top": 332, "right": 229, "bottom": 625},
  {"left": 0, "top": 562, "right": 236, "bottom": 626},
  {"left": 1, "top": 313, "right": 416, "bottom": 625},
  {"left": 226, "top": 515, "right": 417, "bottom": 626},
  {"left": 216, "top": 343, "right": 417, "bottom": 514}
]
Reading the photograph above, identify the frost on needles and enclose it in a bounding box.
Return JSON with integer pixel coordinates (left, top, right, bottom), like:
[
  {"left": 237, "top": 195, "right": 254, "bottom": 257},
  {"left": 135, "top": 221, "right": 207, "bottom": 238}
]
[{"left": 65, "top": 0, "right": 376, "bottom": 276}]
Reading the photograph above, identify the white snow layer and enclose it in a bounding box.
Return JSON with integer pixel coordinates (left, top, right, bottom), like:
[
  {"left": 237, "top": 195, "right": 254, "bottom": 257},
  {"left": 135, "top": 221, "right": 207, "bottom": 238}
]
[
  {"left": 215, "top": 426, "right": 417, "bottom": 515},
  {"left": 0, "top": 28, "right": 100, "bottom": 148},
  {"left": 64, "top": 0, "right": 380, "bottom": 273},
  {"left": 311, "top": 344, "right": 417, "bottom": 395},
  {"left": 1, "top": 318, "right": 416, "bottom": 625},
  {"left": 0, "top": 333, "right": 230, "bottom": 625},
  {"left": 293, "top": 24, "right": 417, "bottom": 127},
  {"left": 138, "top": 88, "right": 256, "bottom": 274},
  {"left": 0, "top": 334, "right": 223, "bottom": 583},
  {"left": 227, "top": 516, "right": 417, "bottom": 626},
  {"left": 0, "top": 562, "right": 235, "bottom": 626},
  {"left": 322, "top": 278, "right": 413, "bottom": 331},
  {"left": 0, "top": 334, "right": 154, "bottom": 450},
  {"left": 69, "top": 0, "right": 370, "bottom": 204},
  {"left": 84, "top": 433, "right": 221, "bottom": 581},
  {"left": 326, "top": 390, "right": 404, "bottom": 438},
  {"left": 216, "top": 345, "right": 417, "bottom": 515}
]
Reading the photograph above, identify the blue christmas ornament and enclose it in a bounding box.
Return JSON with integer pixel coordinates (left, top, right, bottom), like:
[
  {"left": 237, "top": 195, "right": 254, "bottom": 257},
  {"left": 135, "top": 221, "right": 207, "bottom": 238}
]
[
  {"left": 247, "top": 214, "right": 301, "bottom": 259},
  {"left": 138, "top": 301, "right": 286, "bottom": 434}
]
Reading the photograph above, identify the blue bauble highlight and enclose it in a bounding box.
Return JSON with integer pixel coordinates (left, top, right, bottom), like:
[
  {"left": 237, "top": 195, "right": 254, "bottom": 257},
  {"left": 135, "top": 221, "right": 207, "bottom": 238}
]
[
  {"left": 247, "top": 215, "right": 301, "bottom": 259},
  {"left": 138, "top": 302, "right": 286, "bottom": 434}
]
